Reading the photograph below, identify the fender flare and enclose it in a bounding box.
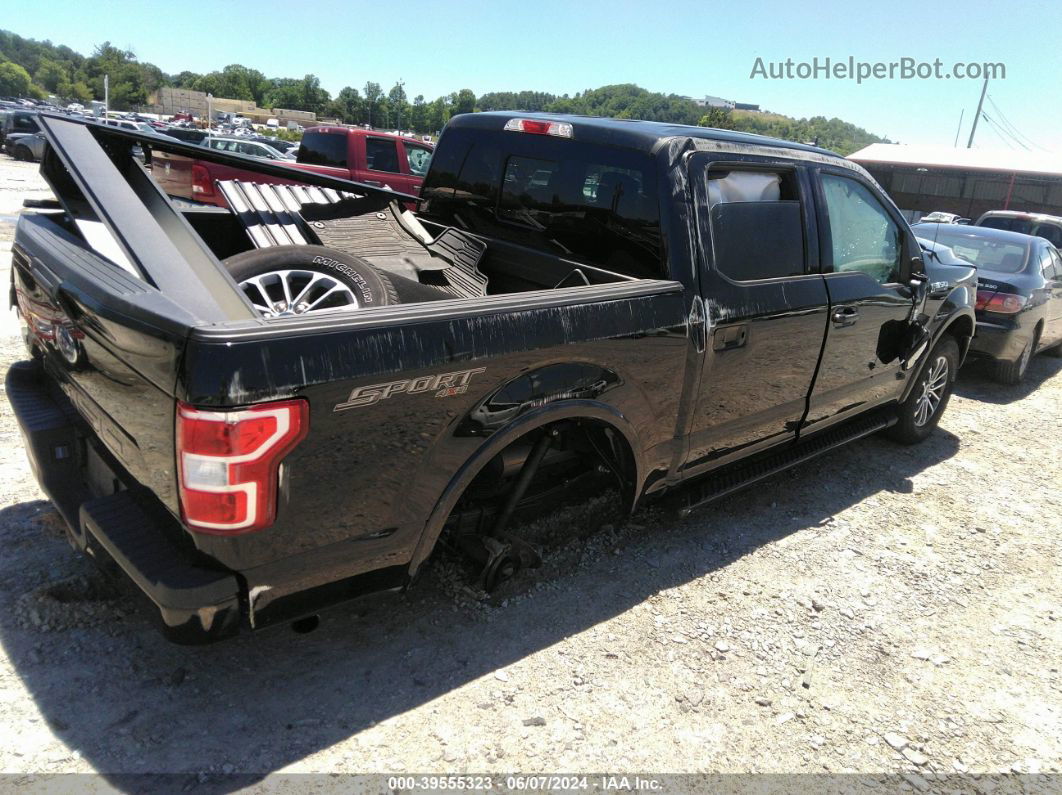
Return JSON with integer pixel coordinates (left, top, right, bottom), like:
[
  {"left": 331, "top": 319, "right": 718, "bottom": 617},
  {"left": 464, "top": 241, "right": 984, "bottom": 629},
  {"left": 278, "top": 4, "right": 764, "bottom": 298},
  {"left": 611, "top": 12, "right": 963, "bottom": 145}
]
[
  {"left": 900, "top": 304, "right": 975, "bottom": 402},
  {"left": 407, "top": 399, "right": 646, "bottom": 575}
]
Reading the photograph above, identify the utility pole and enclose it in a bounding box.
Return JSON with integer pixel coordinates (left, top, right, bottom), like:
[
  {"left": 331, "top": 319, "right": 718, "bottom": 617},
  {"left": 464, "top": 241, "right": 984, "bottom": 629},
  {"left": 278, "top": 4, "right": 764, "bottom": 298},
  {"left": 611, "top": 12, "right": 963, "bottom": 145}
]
[
  {"left": 953, "top": 108, "right": 964, "bottom": 147},
  {"left": 966, "top": 76, "right": 989, "bottom": 148},
  {"left": 104, "top": 74, "right": 109, "bottom": 114}
]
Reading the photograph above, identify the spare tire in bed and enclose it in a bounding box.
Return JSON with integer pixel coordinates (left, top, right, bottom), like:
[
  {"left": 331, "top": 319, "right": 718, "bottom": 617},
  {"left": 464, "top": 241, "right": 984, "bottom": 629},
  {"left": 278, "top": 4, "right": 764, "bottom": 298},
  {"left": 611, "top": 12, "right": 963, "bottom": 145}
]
[{"left": 223, "top": 245, "right": 398, "bottom": 317}]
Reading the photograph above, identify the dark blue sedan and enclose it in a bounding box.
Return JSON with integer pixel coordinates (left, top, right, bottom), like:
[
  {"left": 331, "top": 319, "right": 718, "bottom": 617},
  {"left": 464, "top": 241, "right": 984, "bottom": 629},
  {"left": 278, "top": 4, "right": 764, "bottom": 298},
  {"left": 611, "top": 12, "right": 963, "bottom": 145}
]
[{"left": 914, "top": 223, "right": 1062, "bottom": 384}]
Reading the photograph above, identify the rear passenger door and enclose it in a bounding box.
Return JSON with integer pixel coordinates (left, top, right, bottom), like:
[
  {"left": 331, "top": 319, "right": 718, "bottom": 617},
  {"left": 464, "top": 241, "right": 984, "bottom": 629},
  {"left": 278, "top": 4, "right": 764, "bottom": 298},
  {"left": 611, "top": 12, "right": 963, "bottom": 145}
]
[
  {"left": 363, "top": 136, "right": 409, "bottom": 192},
  {"left": 804, "top": 168, "right": 918, "bottom": 433},
  {"left": 682, "top": 154, "right": 830, "bottom": 474}
]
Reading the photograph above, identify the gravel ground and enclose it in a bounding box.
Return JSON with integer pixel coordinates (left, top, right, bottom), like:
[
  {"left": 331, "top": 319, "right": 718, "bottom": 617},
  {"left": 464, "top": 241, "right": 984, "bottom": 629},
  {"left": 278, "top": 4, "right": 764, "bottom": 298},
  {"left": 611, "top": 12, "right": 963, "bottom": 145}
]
[{"left": 0, "top": 154, "right": 1059, "bottom": 786}]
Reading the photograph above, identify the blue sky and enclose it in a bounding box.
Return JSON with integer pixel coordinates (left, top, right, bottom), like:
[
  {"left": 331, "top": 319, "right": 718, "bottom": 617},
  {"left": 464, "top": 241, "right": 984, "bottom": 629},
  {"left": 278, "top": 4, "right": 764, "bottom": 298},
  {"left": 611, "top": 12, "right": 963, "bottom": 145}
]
[{"left": 10, "top": 0, "right": 1062, "bottom": 151}]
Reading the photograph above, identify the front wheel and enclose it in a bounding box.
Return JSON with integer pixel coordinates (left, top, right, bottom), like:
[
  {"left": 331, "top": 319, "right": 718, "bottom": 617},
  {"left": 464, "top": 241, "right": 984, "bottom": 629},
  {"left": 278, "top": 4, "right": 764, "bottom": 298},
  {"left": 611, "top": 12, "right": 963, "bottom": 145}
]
[
  {"left": 885, "top": 336, "right": 959, "bottom": 445},
  {"left": 14, "top": 145, "right": 34, "bottom": 162}
]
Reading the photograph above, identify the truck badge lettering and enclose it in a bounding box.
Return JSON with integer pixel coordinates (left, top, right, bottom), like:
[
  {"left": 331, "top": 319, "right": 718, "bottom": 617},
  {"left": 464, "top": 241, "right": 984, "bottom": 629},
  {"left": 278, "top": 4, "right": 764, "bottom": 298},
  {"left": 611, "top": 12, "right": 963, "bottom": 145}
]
[{"left": 334, "top": 367, "right": 486, "bottom": 411}]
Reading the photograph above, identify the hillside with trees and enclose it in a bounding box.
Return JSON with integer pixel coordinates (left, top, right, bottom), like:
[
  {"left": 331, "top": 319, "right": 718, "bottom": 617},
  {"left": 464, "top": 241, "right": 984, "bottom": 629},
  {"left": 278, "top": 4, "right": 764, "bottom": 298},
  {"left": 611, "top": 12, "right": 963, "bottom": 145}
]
[{"left": 0, "top": 29, "right": 888, "bottom": 153}]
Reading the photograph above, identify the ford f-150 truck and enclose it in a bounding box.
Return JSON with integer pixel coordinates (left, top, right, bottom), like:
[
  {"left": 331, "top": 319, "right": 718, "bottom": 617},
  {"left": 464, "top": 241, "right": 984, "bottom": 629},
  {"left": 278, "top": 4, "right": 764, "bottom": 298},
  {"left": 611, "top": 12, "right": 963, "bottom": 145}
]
[
  {"left": 7, "top": 112, "right": 975, "bottom": 643},
  {"left": 151, "top": 126, "right": 433, "bottom": 206}
]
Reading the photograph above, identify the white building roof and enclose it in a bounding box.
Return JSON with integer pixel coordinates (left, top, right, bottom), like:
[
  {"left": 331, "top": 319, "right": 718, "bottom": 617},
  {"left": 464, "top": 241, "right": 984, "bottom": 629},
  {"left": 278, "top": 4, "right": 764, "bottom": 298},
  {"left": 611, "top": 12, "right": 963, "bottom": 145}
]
[{"left": 848, "top": 143, "right": 1062, "bottom": 178}]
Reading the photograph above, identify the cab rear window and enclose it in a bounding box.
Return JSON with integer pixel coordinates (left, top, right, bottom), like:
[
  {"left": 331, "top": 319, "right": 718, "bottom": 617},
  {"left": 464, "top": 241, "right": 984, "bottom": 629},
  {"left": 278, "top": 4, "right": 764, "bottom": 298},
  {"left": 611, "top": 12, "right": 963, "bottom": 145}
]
[
  {"left": 298, "top": 132, "right": 347, "bottom": 168},
  {"left": 422, "top": 129, "right": 663, "bottom": 279}
]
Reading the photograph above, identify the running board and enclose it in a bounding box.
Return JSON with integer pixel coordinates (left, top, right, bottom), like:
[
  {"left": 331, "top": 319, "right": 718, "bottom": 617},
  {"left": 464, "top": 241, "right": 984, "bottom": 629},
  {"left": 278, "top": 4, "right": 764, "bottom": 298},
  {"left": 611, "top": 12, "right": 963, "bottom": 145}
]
[{"left": 676, "top": 411, "right": 895, "bottom": 517}]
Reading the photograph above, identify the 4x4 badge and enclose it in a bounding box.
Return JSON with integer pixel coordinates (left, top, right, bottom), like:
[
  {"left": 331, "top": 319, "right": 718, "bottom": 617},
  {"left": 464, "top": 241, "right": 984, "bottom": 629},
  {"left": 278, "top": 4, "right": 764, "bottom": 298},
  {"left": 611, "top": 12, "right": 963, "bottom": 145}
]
[{"left": 334, "top": 367, "right": 486, "bottom": 411}]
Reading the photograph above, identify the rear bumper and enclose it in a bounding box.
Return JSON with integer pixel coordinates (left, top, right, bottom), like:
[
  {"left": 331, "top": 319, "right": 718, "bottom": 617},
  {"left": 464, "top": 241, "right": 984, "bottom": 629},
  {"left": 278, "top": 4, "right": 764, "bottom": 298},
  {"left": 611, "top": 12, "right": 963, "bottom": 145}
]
[
  {"left": 967, "top": 319, "right": 1031, "bottom": 362},
  {"left": 6, "top": 360, "right": 242, "bottom": 643}
]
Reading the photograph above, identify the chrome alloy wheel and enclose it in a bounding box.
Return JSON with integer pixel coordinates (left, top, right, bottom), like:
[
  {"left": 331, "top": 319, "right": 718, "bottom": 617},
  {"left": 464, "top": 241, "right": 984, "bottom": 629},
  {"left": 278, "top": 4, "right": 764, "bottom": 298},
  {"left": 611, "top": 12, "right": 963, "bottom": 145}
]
[
  {"left": 914, "top": 355, "right": 949, "bottom": 427},
  {"left": 238, "top": 269, "right": 361, "bottom": 318}
]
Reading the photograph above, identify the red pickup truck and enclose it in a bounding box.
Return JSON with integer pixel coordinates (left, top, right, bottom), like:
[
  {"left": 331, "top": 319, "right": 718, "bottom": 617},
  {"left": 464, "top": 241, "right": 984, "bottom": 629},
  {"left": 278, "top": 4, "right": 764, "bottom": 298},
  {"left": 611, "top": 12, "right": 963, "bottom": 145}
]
[{"left": 151, "top": 127, "right": 433, "bottom": 207}]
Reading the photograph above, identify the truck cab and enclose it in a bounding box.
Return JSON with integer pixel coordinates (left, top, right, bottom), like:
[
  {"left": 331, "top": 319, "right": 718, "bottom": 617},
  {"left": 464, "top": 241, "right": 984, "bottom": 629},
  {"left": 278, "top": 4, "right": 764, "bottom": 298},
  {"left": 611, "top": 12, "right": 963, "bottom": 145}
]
[{"left": 296, "top": 126, "right": 433, "bottom": 194}]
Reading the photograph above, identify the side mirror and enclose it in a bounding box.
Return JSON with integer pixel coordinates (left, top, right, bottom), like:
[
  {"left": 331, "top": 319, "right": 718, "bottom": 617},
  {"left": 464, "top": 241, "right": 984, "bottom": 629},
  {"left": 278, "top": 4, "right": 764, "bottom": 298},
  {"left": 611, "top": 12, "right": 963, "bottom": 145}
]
[{"left": 907, "top": 264, "right": 929, "bottom": 314}]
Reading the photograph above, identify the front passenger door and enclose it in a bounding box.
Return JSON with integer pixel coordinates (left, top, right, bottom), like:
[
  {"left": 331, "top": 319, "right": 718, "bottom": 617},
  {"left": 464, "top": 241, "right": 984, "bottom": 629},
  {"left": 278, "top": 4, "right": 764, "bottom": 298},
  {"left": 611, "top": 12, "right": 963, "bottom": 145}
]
[
  {"left": 1042, "top": 247, "right": 1062, "bottom": 348},
  {"left": 805, "top": 170, "right": 917, "bottom": 434}
]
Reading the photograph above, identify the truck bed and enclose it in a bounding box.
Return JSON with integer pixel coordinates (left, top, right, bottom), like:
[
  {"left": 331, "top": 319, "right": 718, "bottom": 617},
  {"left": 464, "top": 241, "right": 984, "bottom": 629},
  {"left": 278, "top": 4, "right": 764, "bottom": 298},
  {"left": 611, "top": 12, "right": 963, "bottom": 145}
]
[{"left": 7, "top": 114, "right": 688, "bottom": 641}]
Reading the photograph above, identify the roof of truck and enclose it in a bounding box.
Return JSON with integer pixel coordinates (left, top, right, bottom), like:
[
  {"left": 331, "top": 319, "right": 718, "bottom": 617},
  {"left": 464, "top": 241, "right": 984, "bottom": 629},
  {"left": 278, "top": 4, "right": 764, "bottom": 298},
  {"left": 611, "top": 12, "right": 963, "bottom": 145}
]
[{"left": 447, "top": 111, "right": 845, "bottom": 161}]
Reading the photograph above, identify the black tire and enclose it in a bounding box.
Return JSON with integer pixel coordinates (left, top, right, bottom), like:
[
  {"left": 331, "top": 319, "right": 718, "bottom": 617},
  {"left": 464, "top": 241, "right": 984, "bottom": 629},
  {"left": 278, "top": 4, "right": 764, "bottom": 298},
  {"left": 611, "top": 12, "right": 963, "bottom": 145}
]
[
  {"left": 885, "top": 336, "right": 959, "bottom": 445},
  {"left": 222, "top": 245, "right": 398, "bottom": 317},
  {"left": 14, "top": 145, "right": 33, "bottom": 162},
  {"left": 991, "top": 330, "right": 1037, "bottom": 385}
]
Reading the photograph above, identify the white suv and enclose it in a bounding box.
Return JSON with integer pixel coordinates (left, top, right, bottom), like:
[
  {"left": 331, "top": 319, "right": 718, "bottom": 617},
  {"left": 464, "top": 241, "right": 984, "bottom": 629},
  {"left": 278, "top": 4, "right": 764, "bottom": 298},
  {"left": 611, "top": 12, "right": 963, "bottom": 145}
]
[{"left": 975, "top": 210, "right": 1062, "bottom": 249}]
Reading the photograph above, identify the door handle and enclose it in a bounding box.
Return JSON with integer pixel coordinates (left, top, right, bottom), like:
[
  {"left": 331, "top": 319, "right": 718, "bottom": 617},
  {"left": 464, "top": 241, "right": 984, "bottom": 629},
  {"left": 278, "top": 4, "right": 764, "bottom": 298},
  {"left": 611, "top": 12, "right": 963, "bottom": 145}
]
[{"left": 831, "top": 306, "right": 859, "bottom": 327}]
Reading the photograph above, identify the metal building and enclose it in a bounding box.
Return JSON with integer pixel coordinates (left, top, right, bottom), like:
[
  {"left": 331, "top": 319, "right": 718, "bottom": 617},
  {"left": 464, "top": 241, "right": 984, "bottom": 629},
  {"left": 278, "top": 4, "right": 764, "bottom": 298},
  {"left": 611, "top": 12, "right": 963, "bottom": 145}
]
[{"left": 848, "top": 143, "right": 1062, "bottom": 220}]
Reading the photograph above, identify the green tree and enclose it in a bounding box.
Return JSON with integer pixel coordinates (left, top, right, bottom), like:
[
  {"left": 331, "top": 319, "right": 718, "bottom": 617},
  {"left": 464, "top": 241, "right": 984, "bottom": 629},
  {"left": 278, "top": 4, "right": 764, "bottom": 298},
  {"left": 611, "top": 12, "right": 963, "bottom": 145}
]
[
  {"left": 192, "top": 64, "right": 269, "bottom": 102},
  {"left": 299, "top": 73, "right": 329, "bottom": 113},
  {"left": 330, "top": 86, "right": 363, "bottom": 123},
  {"left": 388, "top": 80, "right": 409, "bottom": 130},
  {"left": 410, "top": 94, "right": 428, "bottom": 133},
  {"left": 33, "top": 57, "right": 66, "bottom": 93},
  {"left": 698, "top": 107, "right": 735, "bottom": 130},
  {"left": 426, "top": 96, "right": 449, "bottom": 133},
  {"left": 83, "top": 42, "right": 152, "bottom": 109},
  {"left": 0, "top": 60, "right": 36, "bottom": 97},
  {"left": 171, "top": 70, "right": 201, "bottom": 88},
  {"left": 363, "top": 81, "right": 382, "bottom": 127},
  {"left": 451, "top": 88, "right": 476, "bottom": 116}
]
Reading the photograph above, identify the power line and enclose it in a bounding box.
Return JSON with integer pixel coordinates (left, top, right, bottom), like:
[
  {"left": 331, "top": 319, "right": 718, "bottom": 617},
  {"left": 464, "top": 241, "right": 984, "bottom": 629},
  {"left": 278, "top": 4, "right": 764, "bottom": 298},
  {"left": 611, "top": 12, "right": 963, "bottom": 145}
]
[
  {"left": 980, "top": 112, "right": 1026, "bottom": 150},
  {"left": 981, "top": 113, "right": 1025, "bottom": 149},
  {"left": 981, "top": 118, "right": 1014, "bottom": 149},
  {"left": 986, "top": 96, "right": 1042, "bottom": 150},
  {"left": 986, "top": 95, "right": 1047, "bottom": 151}
]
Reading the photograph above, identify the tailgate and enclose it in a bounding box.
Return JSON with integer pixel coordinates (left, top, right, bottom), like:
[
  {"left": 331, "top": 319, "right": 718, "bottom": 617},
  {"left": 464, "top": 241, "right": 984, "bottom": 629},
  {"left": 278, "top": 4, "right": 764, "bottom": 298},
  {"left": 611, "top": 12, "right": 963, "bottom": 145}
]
[
  {"left": 13, "top": 115, "right": 260, "bottom": 511},
  {"left": 12, "top": 216, "right": 197, "bottom": 513}
]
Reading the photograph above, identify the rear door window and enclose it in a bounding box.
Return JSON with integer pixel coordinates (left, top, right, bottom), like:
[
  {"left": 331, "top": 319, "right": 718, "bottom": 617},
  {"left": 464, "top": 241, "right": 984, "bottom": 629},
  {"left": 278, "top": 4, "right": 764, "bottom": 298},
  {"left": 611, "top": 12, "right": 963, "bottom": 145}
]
[
  {"left": 705, "top": 168, "right": 807, "bottom": 281},
  {"left": 15, "top": 114, "right": 40, "bottom": 132},
  {"left": 299, "top": 131, "right": 348, "bottom": 168},
  {"left": 366, "top": 138, "right": 401, "bottom": 173}
]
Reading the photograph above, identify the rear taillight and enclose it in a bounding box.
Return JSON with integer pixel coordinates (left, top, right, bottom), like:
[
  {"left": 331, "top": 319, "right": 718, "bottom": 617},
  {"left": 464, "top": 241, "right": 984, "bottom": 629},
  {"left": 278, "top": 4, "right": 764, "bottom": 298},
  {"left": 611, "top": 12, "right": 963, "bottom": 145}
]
[
  {"left": 503, "top": 118, "right": 573, "bottom": 138},
  {"left": 176, "top": 399, "right": 308, "bottom": 535},
  {"left": 975, "top": 290, "right": 1027, "bottom": 314},
  {"left": 191, "top": 164, "right": 214, "bottom": 196}
]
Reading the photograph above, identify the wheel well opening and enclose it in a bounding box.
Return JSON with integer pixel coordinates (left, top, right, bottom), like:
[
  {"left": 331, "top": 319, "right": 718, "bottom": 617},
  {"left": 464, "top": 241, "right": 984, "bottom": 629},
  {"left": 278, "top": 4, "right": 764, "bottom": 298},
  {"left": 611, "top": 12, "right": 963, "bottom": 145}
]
[
  {"left": 945, "top": 316, "right": 975, "bottom": 358},
  {"left": 428, "top": 418, "right": 638, "bottom": 589},
  {"left": 451, "top": 419, "right": 636, "bottom": 532}
]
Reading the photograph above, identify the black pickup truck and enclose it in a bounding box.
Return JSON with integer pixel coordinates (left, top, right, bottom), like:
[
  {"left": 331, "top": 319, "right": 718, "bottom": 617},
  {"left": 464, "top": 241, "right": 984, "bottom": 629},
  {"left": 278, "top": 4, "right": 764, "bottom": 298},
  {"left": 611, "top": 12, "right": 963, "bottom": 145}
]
[{"left": 6, "top": 112, "right": 975, "bottom": 642}]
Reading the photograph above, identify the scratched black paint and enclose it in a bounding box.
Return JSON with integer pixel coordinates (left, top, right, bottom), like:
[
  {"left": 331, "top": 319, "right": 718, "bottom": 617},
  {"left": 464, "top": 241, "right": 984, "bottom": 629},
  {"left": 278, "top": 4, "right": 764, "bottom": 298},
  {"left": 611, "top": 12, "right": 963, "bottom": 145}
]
[{"left": 7, "top": 112, "right": 976, "bottom": 640}]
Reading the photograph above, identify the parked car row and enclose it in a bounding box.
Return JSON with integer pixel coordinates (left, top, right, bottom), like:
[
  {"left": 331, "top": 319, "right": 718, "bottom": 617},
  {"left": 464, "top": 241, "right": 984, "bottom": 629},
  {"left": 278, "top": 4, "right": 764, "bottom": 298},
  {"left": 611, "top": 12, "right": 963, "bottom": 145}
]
[
  {"left": 1, "top": 106, "right": 301, "bottom": 165},
  {"left": 149, "top": 125, "right": 433, "bottom": 206}
]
